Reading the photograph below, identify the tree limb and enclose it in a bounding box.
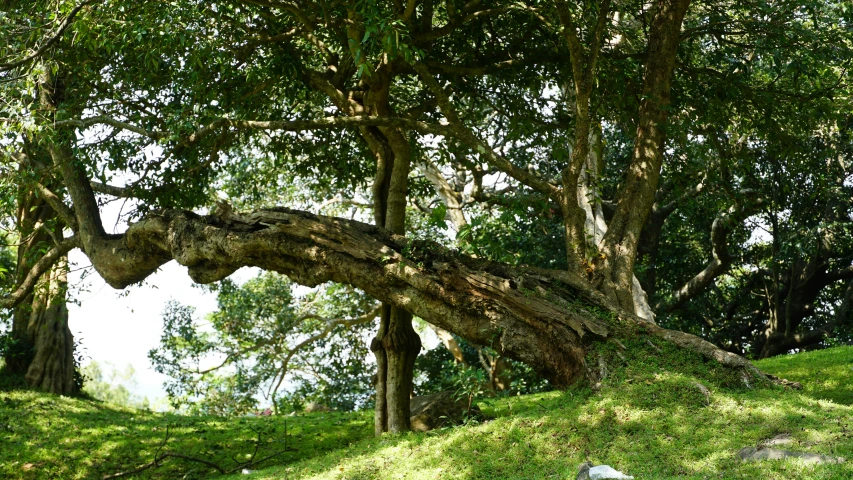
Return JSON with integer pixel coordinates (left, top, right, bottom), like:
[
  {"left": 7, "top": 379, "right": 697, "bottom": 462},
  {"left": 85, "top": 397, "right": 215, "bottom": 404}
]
[
  {"left": 90, "top": 180, "right": 134, "bottom": 198},
  {"left": 412, "top": 62, "right": 560, "bottom": 199},
  {"left": 268, "top": 305, "right": 381, "bottom": 396},
  {"left": 35, "top": 183, "right": 78, "bottom": 231},
  {"left": 0, "top": 235, "right": 80, "bottom": 309},
  {"left": 658, "top": 194, "right": 764, "bottom": 313}
]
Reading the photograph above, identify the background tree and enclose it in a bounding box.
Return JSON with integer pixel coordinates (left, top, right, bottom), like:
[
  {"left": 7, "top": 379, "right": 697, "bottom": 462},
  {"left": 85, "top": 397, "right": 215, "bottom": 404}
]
[{"left": 150, "top": 274, "right": 378, "bottom": 415}]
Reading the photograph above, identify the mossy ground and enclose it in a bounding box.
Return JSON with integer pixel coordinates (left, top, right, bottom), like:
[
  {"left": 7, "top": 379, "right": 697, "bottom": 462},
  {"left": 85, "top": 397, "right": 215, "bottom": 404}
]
[{"left": 2, "top": 346, "right": 852, "bottom": 479}]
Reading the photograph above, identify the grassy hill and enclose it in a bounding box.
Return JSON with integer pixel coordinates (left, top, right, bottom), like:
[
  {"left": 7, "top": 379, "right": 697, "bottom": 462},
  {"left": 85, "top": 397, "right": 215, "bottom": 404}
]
[{"left": 1, "top": 345, "right": 852, "bottom": 479}]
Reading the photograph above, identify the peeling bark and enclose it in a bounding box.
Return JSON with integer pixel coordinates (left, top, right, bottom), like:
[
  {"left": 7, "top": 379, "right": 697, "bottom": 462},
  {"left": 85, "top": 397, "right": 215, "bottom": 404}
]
[{"left": 21, "top": 199, "right": 759, "bottom": 385}]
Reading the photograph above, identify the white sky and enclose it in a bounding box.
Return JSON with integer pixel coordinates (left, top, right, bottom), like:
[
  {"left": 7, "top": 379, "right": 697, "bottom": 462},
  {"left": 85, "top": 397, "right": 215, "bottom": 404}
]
[
  {"left": 63, "top": 195, "right": 261, "bottom": 401},
  {"left": 66, "top": 253, "right": 438, "bottom": 403},
  {"left": 67, "top": 253, "right": 220, "bottom": 400}
]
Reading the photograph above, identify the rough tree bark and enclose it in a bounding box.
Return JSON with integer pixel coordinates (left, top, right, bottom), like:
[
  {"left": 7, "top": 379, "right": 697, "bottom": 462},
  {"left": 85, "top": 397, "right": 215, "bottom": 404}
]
[
  {"left": 44, "top": 199, "right": 761, "bottom": 386},
  {"left": 8, "top": 122, "right": 765, "bottom": 398},
  {"left": 29, "top": 112, "right": 760, "bottom": 387},
  {"left": 6, "top": 172, "right": 77, "bottom": 395},
  {"left": 313, "top": 51, "right": 422, "bottom": 434},
  {"left": 594, "top": 0, "right": 692, "bottom": 310}
]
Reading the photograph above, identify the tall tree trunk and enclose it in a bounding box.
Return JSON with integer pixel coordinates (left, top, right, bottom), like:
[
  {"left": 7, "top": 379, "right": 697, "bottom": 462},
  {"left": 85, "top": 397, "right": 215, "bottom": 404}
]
[
  {"left": 595, "top": 0, "right": 692, "bottom": 310},
  {"left": 363, "top": 65, "right": 421, "bottom": 434},
  {"left": 7, "top": 181, "right": 76, "bottom": 395}
]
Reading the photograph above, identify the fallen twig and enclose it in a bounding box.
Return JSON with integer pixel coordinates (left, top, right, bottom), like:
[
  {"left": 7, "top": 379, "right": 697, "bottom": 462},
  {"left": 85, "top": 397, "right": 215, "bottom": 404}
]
[{"left": 103, "top": 418, "right": 297, "bottom": 479}]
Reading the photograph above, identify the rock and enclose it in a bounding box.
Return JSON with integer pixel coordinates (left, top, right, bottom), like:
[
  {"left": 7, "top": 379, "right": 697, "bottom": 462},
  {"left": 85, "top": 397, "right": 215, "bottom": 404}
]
[
  {"left": 576, "top": 462, "right": 593, "bottom": 480},
  {"left": 760, "top": 433, "right": 793, "bottom": 447},
  {"left": 588, "top": 465, "right": 634, "bottom": 479},
  {"left": 304, "top": 402, "right": 332, "bottom": 413},
  {"left": 737, "top": 446, "right": 845, "bottom": 464},
  {"left": 409, "top": 390, "right": 481, "bottom": 432}
]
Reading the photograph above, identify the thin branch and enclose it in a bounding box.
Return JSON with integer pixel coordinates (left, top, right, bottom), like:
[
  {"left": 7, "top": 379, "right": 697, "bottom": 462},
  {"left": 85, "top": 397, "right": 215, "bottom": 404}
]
[
  {"left": 0, "top": 235, "right": 80, "bottom": 309},
  {"left": 90, "top": 180, "right": 133, "bottom": 198},
  {"left": 35, "top": 183, "right": 78, "bottom": 230},
  {"left": 659, "top": 194, "right": 765, "bottom": 312},
  {"left": 654, "top": 174, "right": 707, "bottom": 218},
  {"left": 53, "top": 116, "right": 171, "bottom": 140},
  {"left": 268, "top": 305, "right": 381, "bottom": 397},
  {"left": 55, "top": 114, "right": 452, "bottom": 145},
  {"left": 412, "top": 62, "right": 560, "bottom": 199},
  {"left": 318, "top": 195, "right": 373, "bottom": 212},
  {"left": 102, "top": 452, "right": 226, "bottom": 479}
]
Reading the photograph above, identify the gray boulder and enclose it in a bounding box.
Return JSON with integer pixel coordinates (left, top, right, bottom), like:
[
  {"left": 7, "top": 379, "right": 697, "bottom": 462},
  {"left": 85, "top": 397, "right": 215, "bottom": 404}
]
[
  {"left": 304, "top": 402, "right": 332, "bottom": 413},
  {"left": 409, "top": 390, "right": 481, "bottom": 432},
  {"left": 737, "top": 447, "right": 845, "bottom": 464}
]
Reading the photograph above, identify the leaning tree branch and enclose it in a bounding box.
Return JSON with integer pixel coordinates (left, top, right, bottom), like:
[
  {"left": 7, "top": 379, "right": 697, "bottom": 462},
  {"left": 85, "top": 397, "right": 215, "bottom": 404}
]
[
  {"left": 0, "top": 235, "right": 80, "bottom": 309},
  {"left": 50, "top": 194, "right": 764, "bottom": 386},
  {"left": 45, "top": 110, "right": 763, "bottom": 386}
]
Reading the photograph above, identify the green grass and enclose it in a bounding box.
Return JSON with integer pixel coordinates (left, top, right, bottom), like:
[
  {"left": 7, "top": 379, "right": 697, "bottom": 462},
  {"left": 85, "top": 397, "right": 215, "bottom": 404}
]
[
  {"left": 2, "top": 346, "right": 852, "bottom": 479},
  {"left": 754, "top": 345, "right": 853, "bottom": 405},
  {"left": 0, "top": 393, "right": 372, "bottom": 479}
]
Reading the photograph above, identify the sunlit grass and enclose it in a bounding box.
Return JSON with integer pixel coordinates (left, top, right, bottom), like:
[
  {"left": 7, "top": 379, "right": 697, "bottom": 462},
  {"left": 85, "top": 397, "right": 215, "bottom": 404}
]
[
  {"left": 0, "top": 392, "right": 372, "bottom": 479},
  {"left": 229, "top": 345, "right": 853, "bottom": 480},
  {"left": 2, "top": 346, "right": 852, "bottom": 479}
]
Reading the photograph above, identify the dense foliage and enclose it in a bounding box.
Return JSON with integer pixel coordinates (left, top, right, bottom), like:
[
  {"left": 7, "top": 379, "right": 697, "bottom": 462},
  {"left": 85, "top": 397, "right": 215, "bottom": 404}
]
[{"left": 150, "top": 274, "right": 377, "bottom": 415}]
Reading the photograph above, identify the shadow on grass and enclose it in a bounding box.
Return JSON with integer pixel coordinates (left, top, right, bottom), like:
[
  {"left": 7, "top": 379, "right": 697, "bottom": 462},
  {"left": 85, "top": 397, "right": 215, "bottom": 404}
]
[
  {"left": 5, "top": 347, "right": 853, "bottom": 480},
  {"left": 255, "top": 379, "right": 853, "bottom": 480},
  {"left": 0, "top": 390, "right": 373, "bottom": 479}
]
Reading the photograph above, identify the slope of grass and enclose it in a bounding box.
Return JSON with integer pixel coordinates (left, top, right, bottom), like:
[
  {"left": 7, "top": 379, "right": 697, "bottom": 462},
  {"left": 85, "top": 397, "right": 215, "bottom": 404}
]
[
  {"left": 223, "top": 344, "right": 853, "bottom": 480},
  {"left": 1, "top": 345, "right": 851, "bottom": 479},
  {"left": 755, "top": 345, "right": 853, "bottom": 405},
  {"left": 0, "top": 392, "right": 372, "bottom": 479}
]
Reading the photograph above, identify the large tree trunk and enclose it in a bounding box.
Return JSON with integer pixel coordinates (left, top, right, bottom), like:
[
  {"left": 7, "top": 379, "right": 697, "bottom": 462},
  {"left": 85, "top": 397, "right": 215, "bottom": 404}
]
[
  {"left": 22, "top": 126, "right": 765, "bottom": 389},
  {"left": 6, "top": 181, "right": 77, "bottom": 395},
  {"left": 16, "top": 259, "right": 75, "bottom": 394},
  {"left": 362, "top": 64, "right": 421, "bottom": 434},
  {"left": 594, "top": 0, "right": 692, "bottom": 310}
]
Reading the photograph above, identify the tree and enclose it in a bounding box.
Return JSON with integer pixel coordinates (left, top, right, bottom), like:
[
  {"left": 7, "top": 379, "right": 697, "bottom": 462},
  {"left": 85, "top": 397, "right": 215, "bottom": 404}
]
[
  {"left": 0, "top": 141, "right": 78, "bottom": 394},
  {"left": 150, "top": 274, "right": 378, "bottom": 414},
  {"left": 1, "top": 0, "right": 849, "bottom": 433},
  {"left": 82, "top": 360, "right": 152, "bottom": 409}
]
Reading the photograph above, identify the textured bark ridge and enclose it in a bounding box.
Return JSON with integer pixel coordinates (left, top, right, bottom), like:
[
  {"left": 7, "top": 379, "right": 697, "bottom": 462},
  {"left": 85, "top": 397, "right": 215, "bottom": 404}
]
[
  {"left": 73, "top": 204, "right": 758, "bottom": 387},
  {"left": 20, "top": 262, "right": 75, "bottom": 394},
  {"left": 9, "top": 260, "right": 75, "bottom": 395},
  {"left": 7, "top": 178, "right": 77, "bottom": 395}
]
